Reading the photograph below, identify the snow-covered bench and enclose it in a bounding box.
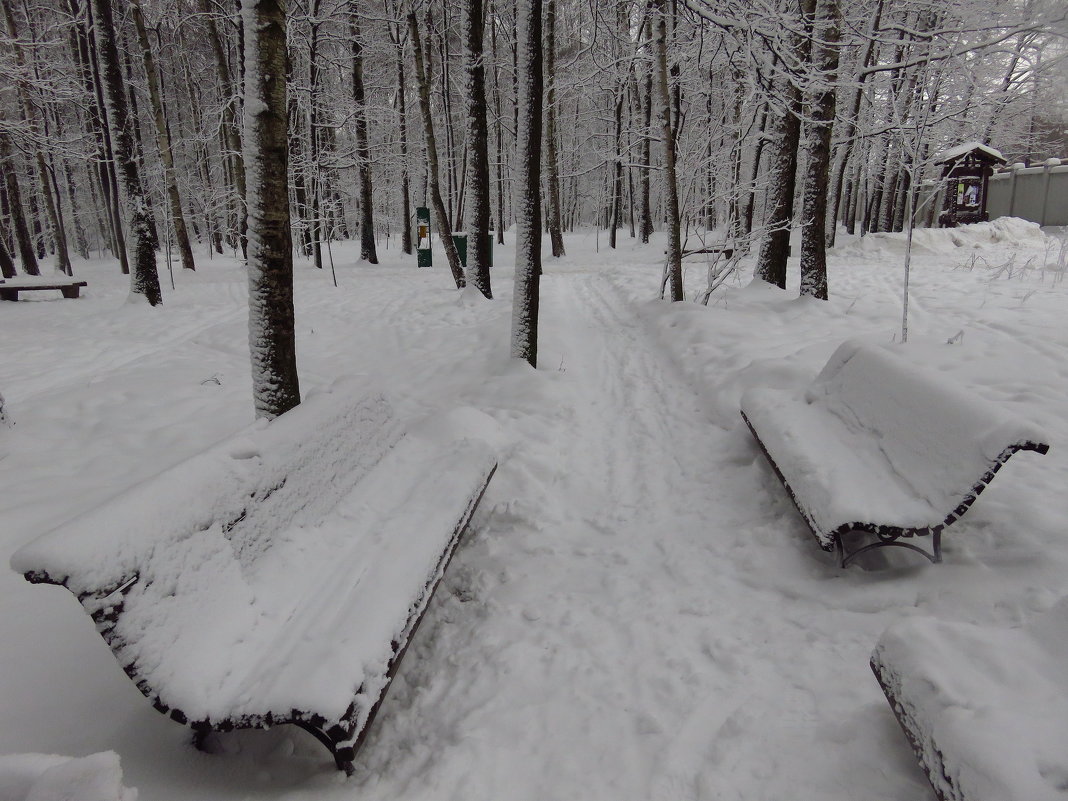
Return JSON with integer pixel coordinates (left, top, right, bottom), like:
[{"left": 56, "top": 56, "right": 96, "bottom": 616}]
[
  {"left": 740, "top": 340, "right": 1049, "bottom": 567},
  {"left": 0, "top": 277, "right": 87, "bottom": 301},
  {"left": 10, "top": 384, "right": 499, "bottom": 774},
  {"left": 871, "top": 601, "right": 1068, "bottom": 801}
]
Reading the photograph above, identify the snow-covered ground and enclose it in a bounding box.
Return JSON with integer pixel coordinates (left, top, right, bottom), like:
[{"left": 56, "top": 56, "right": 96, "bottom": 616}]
[{"left": 1, "top": 218, "right": 1065, "bottom": 800}]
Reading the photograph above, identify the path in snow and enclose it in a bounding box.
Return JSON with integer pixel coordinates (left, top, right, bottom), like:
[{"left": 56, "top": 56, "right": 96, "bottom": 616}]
[{"left": 349, "top": 263, "right": 929, "bottom": 801}]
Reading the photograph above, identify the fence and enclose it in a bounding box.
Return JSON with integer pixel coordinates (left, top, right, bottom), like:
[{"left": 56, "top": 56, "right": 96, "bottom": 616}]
[{"left": 987, "top": 161, "right": 1068, "bottom": 227}]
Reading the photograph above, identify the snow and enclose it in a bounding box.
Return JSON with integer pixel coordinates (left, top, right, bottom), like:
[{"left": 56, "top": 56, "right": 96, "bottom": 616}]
[
  {"left": 872, "top": 598, "right": 1068, "bottom": 801},
  {"left": 934, "top": 141, "right": 1007, "bottom": 164},
  {"left": 1, "top": 219, "right": 1067, "bottom": 799},
  {"left": 740, "top": 338, "right": 1049, "bottom": 545},
  {"left": 0, "top": 752, "right": 136, "bottom": 801}
]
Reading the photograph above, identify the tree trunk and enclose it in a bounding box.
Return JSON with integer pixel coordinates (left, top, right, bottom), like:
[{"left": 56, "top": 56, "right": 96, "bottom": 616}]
[
  {"left": 754, "top": 0, "right": 813, "bottom": 289},
  {"left": 489, "top": 0, "right": 506, "bottom": 245},
  {"left": 0, "top": 135, "right": 40, "bottom": 275},
  {"left": 349, "top": 2, "right": 378, "bottom": 263},
  {"left": 639, "top": 66, "right": 653, "bottom": 243},
  {"left": 408, "top": 10, "right": 466, "bottom": 288},
  {"left": 653, "top": 0, "right": 682, "bottom": 301},
  {"left": 199, "top": 0, "right": 246, "bottom": 256},
  {"left": 129, "top": 0, "right": 195, "bottom": 271},
  {"left": 92, "top": 0, "right": 162, "bottom": 304},
  {"left": 2, "top": 1, "right": 72, "bottom": 275},
  {"left": 511, "top": 0, "right": 542, "bottom": 366},
  {"left": 799, "top": 0, "right": 840, "bottom": 301},
  {"left": 243, "top": 0, "right": 300, "bottom": 420},
  {"left": 544, "top": 0, "right": 564, "bottom": 257},
  {"left": 389, "top": 20, "right": 413, "bottom": 255},
  {"left": 462, "top": 0, "right": 492, "bottom": 296},
  {"left": 84, "top": 0, "right": 129, "bottom": 273},
  {"left": 0, "top": 227, "right": 16, "bottom": 278}
]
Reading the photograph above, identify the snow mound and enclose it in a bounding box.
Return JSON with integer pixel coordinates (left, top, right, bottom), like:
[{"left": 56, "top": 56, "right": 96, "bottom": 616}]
[
  {"left": 839, "top": 217, "right": 1048, "bottom": 258},
  {"left": 0, "top": 752, "right": 136, "bottom": 801}
]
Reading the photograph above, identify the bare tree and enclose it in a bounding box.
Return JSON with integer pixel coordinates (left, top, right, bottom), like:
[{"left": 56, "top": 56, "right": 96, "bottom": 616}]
[
  {"left": 653, "top": 0, "right": 683, "bottom": 301},
  {"left": 511, "top": 0, "right": 542, "bottom": 366},
  {"left": 350, "top": 2, "right": 378, "bottom": 264},
  {"left": 92, "top": 0, "right": 162, "bottom": 304},
  {"left": 243, "top": 0, "right": 300, "bottom": 419},
  {"left": 128, "top": 0, "right": 195, "bottom": 272},
  {"left": 464, "top": 0, "right": 492, "bottom": 296},
  {"left": 408, "top": 7, "right": 466, "bottom": 289},
  {"left": 799, "top": 0, "right": 840, "bottom": 300}
]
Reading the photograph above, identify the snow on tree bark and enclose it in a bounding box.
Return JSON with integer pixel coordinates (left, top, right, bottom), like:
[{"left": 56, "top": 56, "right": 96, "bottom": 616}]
[
  {"left": 2, "top": 1, "right": 73, "bottom": 277},
  {"left": 349, "top": 2, "right": 378, "bottom": 264},
  {"left": 0, "top": 134, "right": 40, "bottom": 276},
  {"left": 129, "top": 0, "right": 196, "bottom": 273},
  {"left": 0, "top": 235, "right": 15, "bottom": 279},
  {"left": 511, "top": 0, "right": 543, "bottom": 366},
  {"left": 464, "top": 0, "right": 493, "bottom": 297},
  {"left": 799, "top": 0, "right": 840, "bottom": 301},
  {"left": 754, "top": 0, "right": 814, "bottom": 291},
  {"left": 653, "top": 0, "right": 683, "bottom": 302},
  {"left": 243, "top": 0, "right": 300, "bottom": 420},
  {"left": 544, "top": 0, "right": 565, "bottom": 258},
  {"left": 91, "top": 0, "right": 162, "bottom": 305}
]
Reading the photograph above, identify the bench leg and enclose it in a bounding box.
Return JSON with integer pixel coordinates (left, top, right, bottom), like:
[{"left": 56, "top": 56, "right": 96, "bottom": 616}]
[
  {"left": 61, "top": 285, "right": 81, "bottom": 298},
  {"left": 0, "top": 289, "right": 17, "bottom": 301},
  {"left": 294, "top": 722, "right": 355, "bottom": 775},
  {"left": 838, "top": 531, "right": 942, "bottom": 568}
]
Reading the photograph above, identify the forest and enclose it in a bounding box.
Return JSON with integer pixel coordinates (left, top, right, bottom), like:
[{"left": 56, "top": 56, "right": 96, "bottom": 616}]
[{"left": 1, "top": 0, "right": 1064, "bottom": 317}]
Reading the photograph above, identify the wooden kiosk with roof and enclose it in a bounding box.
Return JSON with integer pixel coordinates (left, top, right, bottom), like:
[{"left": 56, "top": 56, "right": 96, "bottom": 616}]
[{"left": 935, "top": 141, "right": 1007, "bottom": 227}]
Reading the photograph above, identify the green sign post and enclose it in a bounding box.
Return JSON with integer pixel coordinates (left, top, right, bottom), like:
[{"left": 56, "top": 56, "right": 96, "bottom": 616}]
[{"left": 416, "top": 207, "right": 431, "bottom": 268}]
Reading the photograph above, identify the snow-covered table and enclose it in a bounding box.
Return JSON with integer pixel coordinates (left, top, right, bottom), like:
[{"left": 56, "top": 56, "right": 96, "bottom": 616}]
[
  {"left": 11, "top": 384, "right": 499, "bottom": 774},
  {"left": 871, "top": 601, "right": 1068, "bottom": 801},
  {"left": 740, "top": 340, "right": 1049, "bottom": 567}
]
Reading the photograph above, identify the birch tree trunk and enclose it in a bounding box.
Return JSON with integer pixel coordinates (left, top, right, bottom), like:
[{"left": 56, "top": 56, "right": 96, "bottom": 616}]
[
  {"left": 350, "top": 2, "right": 378, "bottom": 263},
  {"left": 511, "top": 0, "right": 542, "bottom": 366},
  {"left": 464, "top": 0, "right": 492, "bottom": 296},
  {"left": 129, "top": 0, "right": 195, "bottom": 272},
  {"left": 243, "top": 0, "right": 300, "bottom": 420},
  {"left": 92, "top": 0, "right": 162, "bottom": 304}
]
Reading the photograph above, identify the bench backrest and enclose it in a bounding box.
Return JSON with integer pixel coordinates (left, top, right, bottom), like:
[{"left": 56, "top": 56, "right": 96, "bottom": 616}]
[
  {"left": 805, "top": 341, "right": 1048, "bottom": 516},
  {"left": 12, "top": 379, "right": 402, "bottom": 597}
]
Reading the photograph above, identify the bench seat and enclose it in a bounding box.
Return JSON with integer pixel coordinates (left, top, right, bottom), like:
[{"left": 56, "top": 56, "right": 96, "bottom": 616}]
[
  {"left": 871, "top": 603, "right": 1068, "bottom": 801},
  {"left": 0, "top": 278, "right": 86, "bottom": 300},
  {"left": 11, "top": 384, "right": 499, "bottom": 772},
  {"left": 740, "top": 340, "right": 1049, "bottom": 566}
]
